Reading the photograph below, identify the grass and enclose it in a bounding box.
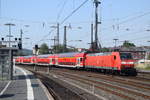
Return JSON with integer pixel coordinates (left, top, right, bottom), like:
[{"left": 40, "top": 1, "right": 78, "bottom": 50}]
[
  {"left": 145, "top": 64, "right": 150, "bottom": 70},
  {"left": 135, "top": 63, "right": 150, "bottom": 70}
]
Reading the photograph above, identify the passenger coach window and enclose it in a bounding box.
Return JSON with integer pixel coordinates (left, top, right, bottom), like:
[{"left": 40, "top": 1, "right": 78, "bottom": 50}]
[{"left": 80, "top": 58, "right": 83, "bottom": 62}]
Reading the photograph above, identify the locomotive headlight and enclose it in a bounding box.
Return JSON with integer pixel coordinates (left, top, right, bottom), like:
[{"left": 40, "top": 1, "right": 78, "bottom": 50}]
[
  {"left": 121, "top": 62, "right": 134, "bottom": 64},
  {"left": 121, "top": 62, "right": 127, "bottom": 64},
  {"left": 128, "top": 62, "right": 134, "bottom": 64}
]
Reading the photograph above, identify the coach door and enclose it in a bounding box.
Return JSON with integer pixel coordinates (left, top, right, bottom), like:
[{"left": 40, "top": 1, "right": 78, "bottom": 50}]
[
  {"left": 76, "top": 57, "right": 83, "bottom": 67},
  {"left": 49, "top": 58, "right": 52, "bottom": 65},
  {"left": 55, "top": 58, "right": 58, "bottom": 65}
]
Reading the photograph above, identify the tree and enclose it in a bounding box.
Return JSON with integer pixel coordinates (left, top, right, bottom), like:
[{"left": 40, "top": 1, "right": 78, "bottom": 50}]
[
  {"left": 122, "top": 41, "right": 135, "bottom": 47},
  {"left": 51, "top": 44, "right": 64, "bottom": 53},
  {"left": 100, "top": 47, "right": 110, "bottom": 52},
  {"left": 39, "top": 43, "right": 49, "bottom": 54},
  {"left": 51, "top": 44, "right": 78, "bottom": 53}
]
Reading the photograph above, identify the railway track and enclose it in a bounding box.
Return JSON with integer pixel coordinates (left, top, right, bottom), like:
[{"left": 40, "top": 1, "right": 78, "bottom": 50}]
[
  {"left": 51, "top": 70, "right": 150, "bottom": 100},
  {"left": 33, "top": 72, "right": 61, "bottom": 100},
  {"left": 20, "top": 65, "right": 150, "bottom": 100},
  {"left": 29, "top": 69, "right": 86, "bottom": 100},
  {"left": 136, "top": 70, "right": 150, "bottom": 80}
]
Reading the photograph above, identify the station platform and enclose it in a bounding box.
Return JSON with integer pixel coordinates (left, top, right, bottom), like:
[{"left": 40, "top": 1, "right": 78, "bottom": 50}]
[{"left": 0, "top": 66, "right": 53, "bottom": 100}]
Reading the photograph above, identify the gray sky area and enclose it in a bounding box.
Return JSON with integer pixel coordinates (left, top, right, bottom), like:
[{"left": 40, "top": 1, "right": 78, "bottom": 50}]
[{"left": 0, "top": 0, "right": 150, "bottom": 49}]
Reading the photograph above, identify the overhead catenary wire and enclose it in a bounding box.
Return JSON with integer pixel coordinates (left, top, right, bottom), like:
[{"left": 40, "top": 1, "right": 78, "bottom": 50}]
[
  {"left": 60, "top": 0, "right": 89, "bottom": 25},
  {"left": 100, "top": 11, "right": 150, "bottom": 43},
  {"left": 102, "top": 30, "right": 150, "bottom": 44},
  {"left": 37, "top": 0, "right": 89, "bottom": 43},
  {"left": 26, "top": 0, "right": 69, "bottom": 44},
  {"left": 56, "top": 0, "right": 69, "bottom": 22},
  {"left": 102, "top": 29, "right": 146, "bottom": 41},
  {"left": 118, "top": 11, "right": 150, "bottom": 25},
  {"left": 101, "top": 11, "right": 150, "bottom": 31}
]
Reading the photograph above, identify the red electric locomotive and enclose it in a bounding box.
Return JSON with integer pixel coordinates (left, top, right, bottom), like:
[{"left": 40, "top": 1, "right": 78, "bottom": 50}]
[{"left": 84, "top": 52, "right": 137, "bottom": 75}]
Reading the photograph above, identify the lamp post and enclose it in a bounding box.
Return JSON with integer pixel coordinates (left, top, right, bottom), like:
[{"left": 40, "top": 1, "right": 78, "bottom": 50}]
[
  {"left": 4, "top": 23, "right": 15, "bottom": 80},
  {"left": 4, "top": 23, "right": 15, "bottom": 47},
  {"left": 113, "top": 38, "right": 119, "bottom": 48}
]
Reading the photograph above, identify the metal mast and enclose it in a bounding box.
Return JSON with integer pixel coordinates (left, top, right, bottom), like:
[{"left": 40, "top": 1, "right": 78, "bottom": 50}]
[
  {"left": 90, "top": 23, "right": 94, "bottom": 50},
  {"left": 63, "top": 26, "right": 67, "bottom": 52},
  {"left": 91, "top": 23, "right": 93, "bottom": 46},
  {"left": 94, "top": 0, "right": 101, "bottom": 51},
  {"left": 57, "top": 23, "right": 59, "bottom": 46},
  {"left": 20, "top": 29, "right": 23, "bottom": 44}
]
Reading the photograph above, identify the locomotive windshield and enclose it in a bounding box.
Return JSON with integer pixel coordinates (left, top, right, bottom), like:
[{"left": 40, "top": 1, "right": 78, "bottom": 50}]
[{"left": 120, "top": 53, "right": 132, "bottom": 60}]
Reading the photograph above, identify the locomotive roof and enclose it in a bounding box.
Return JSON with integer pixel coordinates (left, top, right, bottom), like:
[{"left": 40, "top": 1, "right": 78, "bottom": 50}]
[{"left": 87, "top": 52, "right": 112, "bottom": 56}]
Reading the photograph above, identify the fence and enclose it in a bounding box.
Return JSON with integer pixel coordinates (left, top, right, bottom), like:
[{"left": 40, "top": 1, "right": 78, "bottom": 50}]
[{"left": 0, "top": 49, "right": 10, "bottom": 80}]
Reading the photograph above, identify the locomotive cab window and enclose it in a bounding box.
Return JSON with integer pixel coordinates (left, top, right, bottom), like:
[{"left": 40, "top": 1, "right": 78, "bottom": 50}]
[{"left": 120, "top": 53, "right": 132, "bottom": 60}]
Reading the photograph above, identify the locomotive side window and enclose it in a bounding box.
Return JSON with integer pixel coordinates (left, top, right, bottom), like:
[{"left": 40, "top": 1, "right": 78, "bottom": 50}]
[
  {"left": 114, "top": 56, "right": 116, "bottom": 60},
  {"left": 120, "top": 53, "right": 132, "bottom": 60}
]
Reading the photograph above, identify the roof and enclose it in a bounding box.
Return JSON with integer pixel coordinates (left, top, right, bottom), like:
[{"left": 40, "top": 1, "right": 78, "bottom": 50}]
[
  {"left": 58, "top": 52, "right": 85, "bottom": 57},
  {"left": 37, "top": 54, "right": 52, "bottom": 58},
  {"left": 87, "top": 52, "right": 112, "bottom": 56}
]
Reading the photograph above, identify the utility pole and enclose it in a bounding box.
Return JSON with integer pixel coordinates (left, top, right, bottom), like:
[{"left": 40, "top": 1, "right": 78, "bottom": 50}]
[
  {"left": 20, "top": 29, "right": 23, "bottom": 48},
  {"left": 91, "top": 23, "right": 94, "bottom": 50},
  {"left": 57, "top": 23, "right": 59, "bottom": 46},
  {"left": 54, "top": 36, "right": 56, "bottom": 53},
  {"left": 93, "top": 0, "right": 101, "bottom": 51},
  {"left": 51, "top": 36, "right": 57, "bottom": 53},
  {"left": 56, "top": 23, "right": 59, "bottom": 53},
  {"left": 51, "top": 23, "right": 59, "bottom": 53},
  {"left": 63, "top": 26, "right": 67, "bottom": 52},
  {"left": 20, "top": 29, "right": 23, "bottom": 44},
  {"left": 54, "top": 36, "right": 56, "bottom": 48}
]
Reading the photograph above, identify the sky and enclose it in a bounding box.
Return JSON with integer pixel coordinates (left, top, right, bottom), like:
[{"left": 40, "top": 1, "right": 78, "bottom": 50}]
[{"left": 0, "top": 0, "right": 150, "bottom": 49}]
